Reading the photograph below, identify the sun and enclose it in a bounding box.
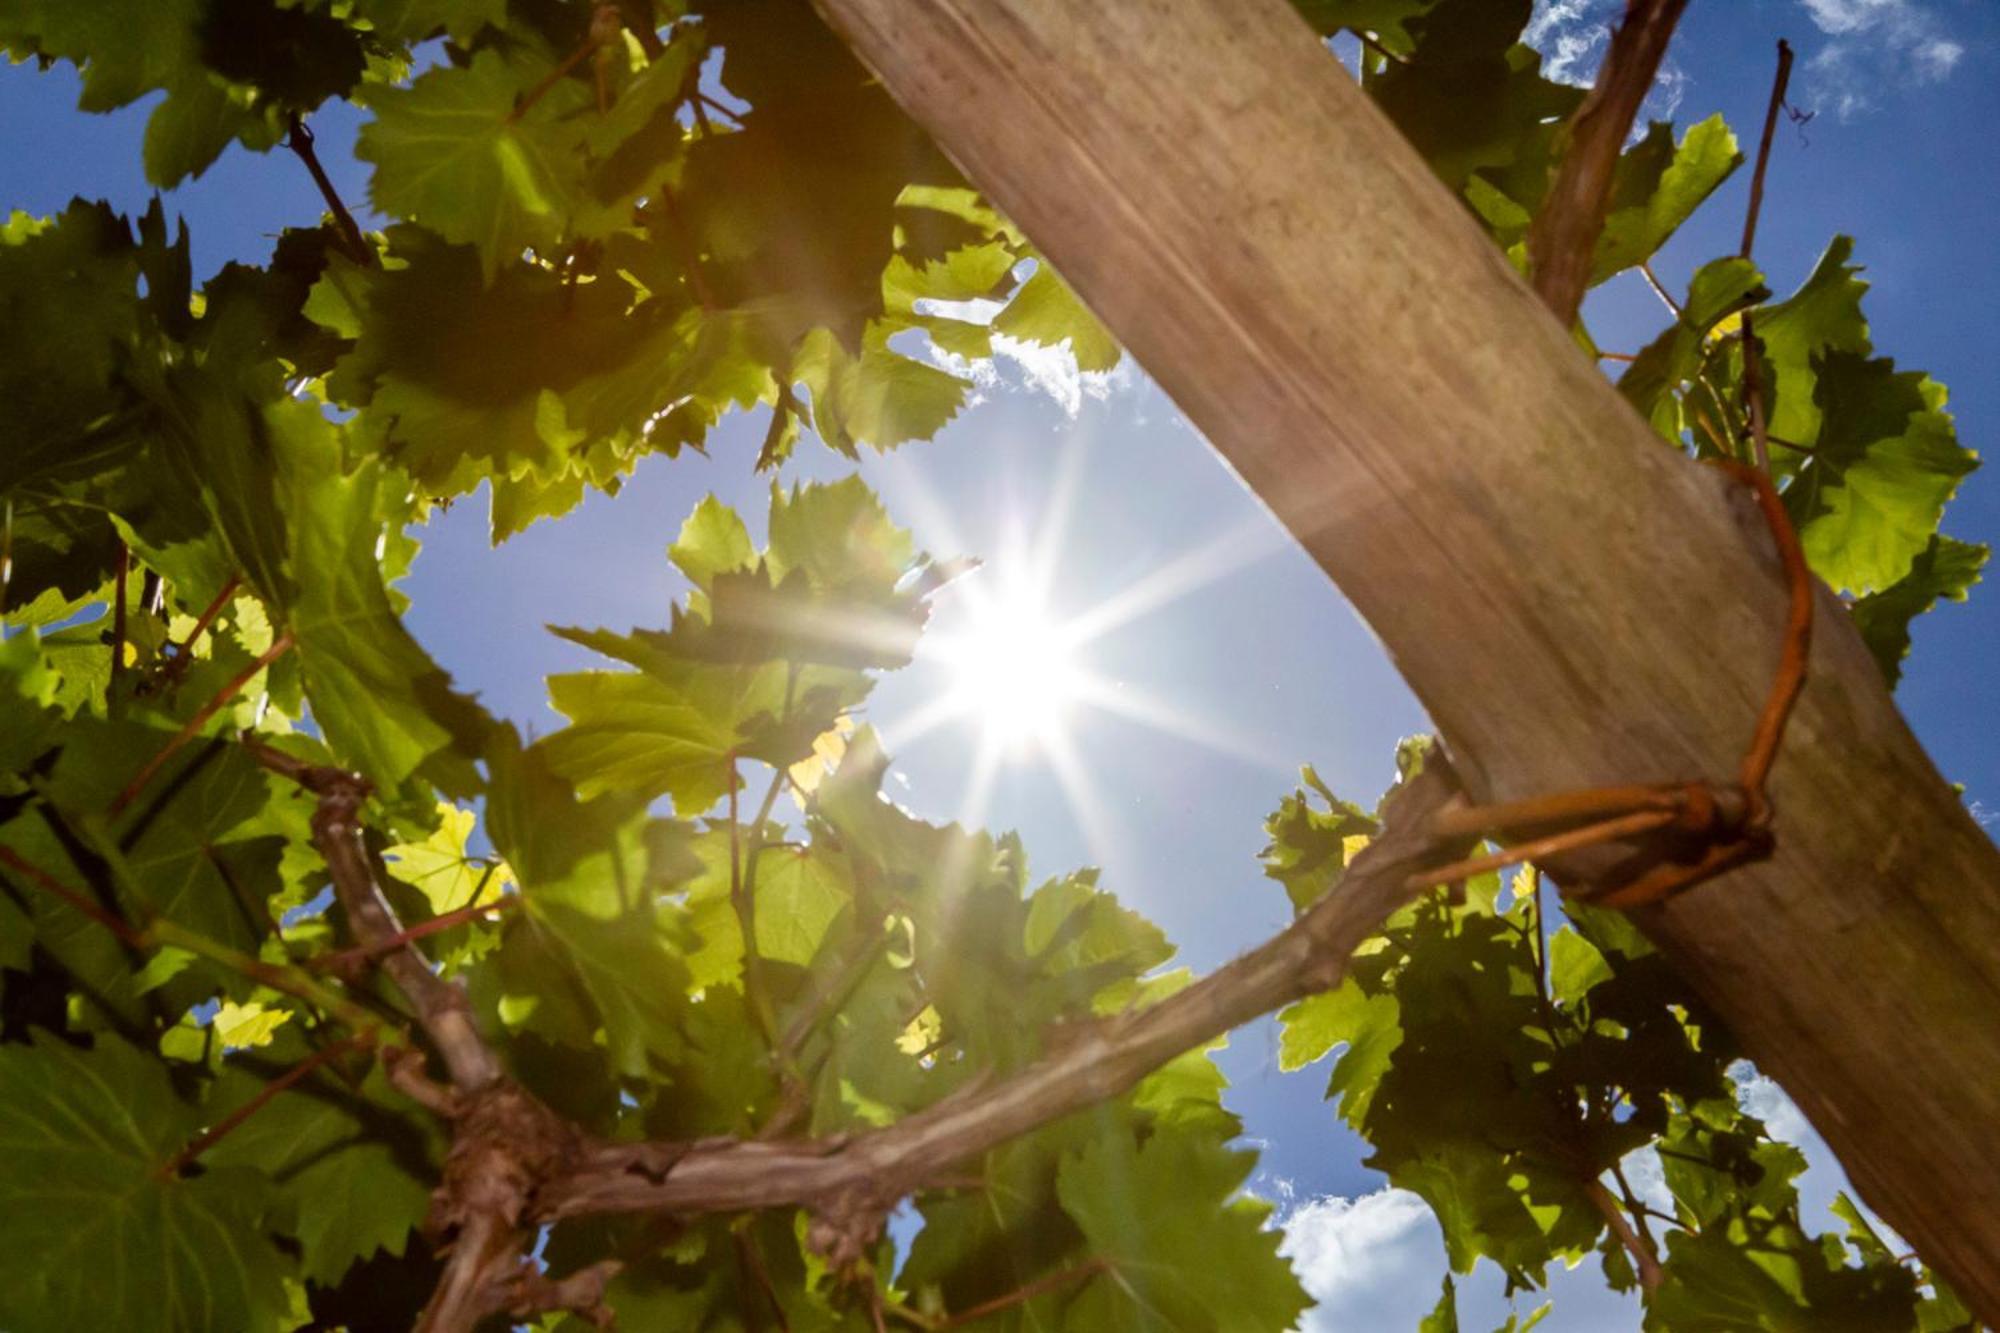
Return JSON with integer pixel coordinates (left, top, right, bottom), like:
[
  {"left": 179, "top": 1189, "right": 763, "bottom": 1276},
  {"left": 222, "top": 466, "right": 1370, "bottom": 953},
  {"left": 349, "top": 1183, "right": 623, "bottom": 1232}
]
[{"left": 930, "top": 577, "right": 1085, "bottom": 759}]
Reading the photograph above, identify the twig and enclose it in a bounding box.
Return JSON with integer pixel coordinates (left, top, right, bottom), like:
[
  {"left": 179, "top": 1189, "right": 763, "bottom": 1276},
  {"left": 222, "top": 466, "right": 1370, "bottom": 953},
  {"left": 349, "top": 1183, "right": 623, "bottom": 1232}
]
[
  {"left": 160, "top": 1034, "right": 372, "bottom": 1177},
  {"left": 0, "top": 496, "right": 14, "bottom": 628},
  {"left": 693, "top": 89, "right": 744, "bottom": 128},
  {"left": 1736, "top": 41, "right": 1794, "bottom": 475},
  {"left": 1640, "top": 260, "right": 1682, "bottom": 318},
  {"left": 1527, "top": 0, "right": 1692, "bottom": 324},
  {"left": 287, "top": 116, "right": 374, "bottom": 267},
  {"left": 1353, "top": 30, "right": 1409, "bottom": 69},
  {"left": 157, "top": 575, "right": 241, "bottom": 688},
  {"left": 0, "top": 840, "right": 381, "bottom": 1029},
  {"left": 309, "top": 896, "right": 518, "bottom": 974},
  {"left": 1611, "top": 1161, "right": 1661, "bottom": 1256},
  {"left": 1587, "top": 1178, "right": 1663, "bottom": 1292},
  {"left": 244, "top": 738, "right": 577, "bottom": 1333},
  {"left": 944, "top": 1259, "right": 1108, "bottom": 1328},
  {"left": 652, "top": 186, "right": 719, "bottom": 310},
  {"left": 541, "top": 760, "right": 1467, "bottom": 1220},
  {"left": 737, "top": 763, "right": 792, "bottom": 1050},
  {"left": 735, "top": 1225, "right": 793, "bottom": 1333},
  {"left": 244, "top": 739, "right": 497, "bottom": 1090},
  {"left": 110, "top": 632, "right": 293, "bottom": 817},
  {"left": 110, "top": 543, "right": 130, "bottom": 712},
  {"left": 507, "top": 36, "right": 602, "bottom": 125}
]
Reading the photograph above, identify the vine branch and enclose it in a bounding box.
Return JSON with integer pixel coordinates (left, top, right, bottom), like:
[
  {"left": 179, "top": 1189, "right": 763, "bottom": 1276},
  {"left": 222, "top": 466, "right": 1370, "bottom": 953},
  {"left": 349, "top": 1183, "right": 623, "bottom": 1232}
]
[
  {"left": 1526, "top": 0, "right": 1692, "bottom": 325},
  {"left": 541, "top": 759, "right": 1467, "bottom": 1222},
  {"left": 242, "top": 738, "right": 595, "bottom": 1333}
]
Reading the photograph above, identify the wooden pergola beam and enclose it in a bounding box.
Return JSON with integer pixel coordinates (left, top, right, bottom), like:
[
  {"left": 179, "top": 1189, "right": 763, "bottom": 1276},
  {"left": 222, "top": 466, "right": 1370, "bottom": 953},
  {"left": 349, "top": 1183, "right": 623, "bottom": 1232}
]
[{"left": 812, "top": 0, "right": 2000, "bottom": 1312}]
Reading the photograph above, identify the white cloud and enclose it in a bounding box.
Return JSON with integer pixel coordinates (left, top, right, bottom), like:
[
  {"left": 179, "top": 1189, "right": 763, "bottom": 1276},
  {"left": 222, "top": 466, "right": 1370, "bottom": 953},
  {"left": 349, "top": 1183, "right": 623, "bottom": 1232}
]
[
  {"left": 912, "top": 295, "right": 1133, "bottom": 419},
  {"left": 1523, "top": 0, "right": 1689, "bottom": 118},
  {"left": 1795, "top": 0, "right": 1966, "bottom": 118},
  {"left": 1277, "top": 1187, "right": 1633, "bottom": 1331}
]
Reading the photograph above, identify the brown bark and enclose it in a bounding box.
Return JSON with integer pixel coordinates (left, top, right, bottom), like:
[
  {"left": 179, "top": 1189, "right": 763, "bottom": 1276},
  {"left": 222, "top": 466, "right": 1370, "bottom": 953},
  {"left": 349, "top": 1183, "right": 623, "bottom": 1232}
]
[
  {"left": 806, "top": 0, "right": 2000, "bottom": 1316},
  {"left": 1526, "top": 0, "right": 1691, "bottom": 324}
]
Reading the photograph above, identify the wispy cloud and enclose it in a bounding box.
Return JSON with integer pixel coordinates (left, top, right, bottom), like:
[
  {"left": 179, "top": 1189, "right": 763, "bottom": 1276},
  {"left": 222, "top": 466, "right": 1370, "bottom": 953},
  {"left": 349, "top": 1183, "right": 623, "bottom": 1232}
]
[
  {"left": 1797, "top": 0, "right": 1965, "bottom": 119},
  {"left": 1524, "top": 0, "right": 1689, "bottom": 117}
]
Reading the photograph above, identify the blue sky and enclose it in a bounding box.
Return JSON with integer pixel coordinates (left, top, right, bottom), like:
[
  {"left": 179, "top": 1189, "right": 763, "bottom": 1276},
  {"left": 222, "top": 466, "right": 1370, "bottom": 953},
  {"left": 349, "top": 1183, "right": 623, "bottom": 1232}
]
[{"left": 5, "top": 0, "right": 1995, "bottom": 1325}]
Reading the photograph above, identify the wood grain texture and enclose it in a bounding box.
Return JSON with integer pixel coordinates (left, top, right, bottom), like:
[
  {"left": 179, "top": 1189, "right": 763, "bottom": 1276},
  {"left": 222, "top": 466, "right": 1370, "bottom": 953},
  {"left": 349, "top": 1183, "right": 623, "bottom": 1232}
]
[{"left": 810, "top": 0, "right": 2000, "bottom": 1311}]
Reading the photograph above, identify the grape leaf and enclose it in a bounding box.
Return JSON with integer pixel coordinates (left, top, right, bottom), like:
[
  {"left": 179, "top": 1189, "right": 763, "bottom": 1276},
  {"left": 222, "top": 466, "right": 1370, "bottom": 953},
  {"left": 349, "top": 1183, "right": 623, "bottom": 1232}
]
[
  {"left": 0, "top": 1032, "right": 291, "bottom": 1333},
  {"left": 357, "top": 49, "right": 589, "bottom": 281},
  {"left": 205, "top": 1047, "right": 439, "bottom": 1285},
  {"left": 1056, "top": 1130, "right": 1310, "bottom": 1331},
  {"left": 1850, "top": 536, "right": 1988, "bottom": 686},
  {"left": 1787, "top": 351, "right": 1977, "bottom": 595},
  {"left": 1591, "top": 115, "right": 1742, "bottom": 284}
]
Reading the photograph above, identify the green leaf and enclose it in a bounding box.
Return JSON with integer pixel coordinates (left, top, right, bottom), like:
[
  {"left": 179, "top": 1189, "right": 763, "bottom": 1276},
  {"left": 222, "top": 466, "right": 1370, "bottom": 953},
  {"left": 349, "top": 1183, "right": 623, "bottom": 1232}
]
[
  {"left": 1057, "top": 1131, "right": 1310, "bottom": 1331},
  {"left": 541, "top": 657, "right": 852, "bottom": 813},
  {"left": 1548, "top": 926, "right": 1612, "bottom": 1005},
  {"left": 670, "top": 496, "right": 759, "bottom": 592},
  {"left": 384, "top": 801, "right": 513, "bottom": 913},
  {"left": 1850, "top": 535, "right": 1987, "bottom": 686},
  {"left": 751, "top": 845, "right": 852, "bottom": 967},
  {"left": 357, "top": 49, "right": 588, "bottom": 280},
  {"left": 1757, "top": 236, "right": 1873, "bottom": 448},
  {"left": 277, "top": 408, "right": 491, "bottom": 792},
  {"left": 1261, "top": 767, "right": 1379, "bottom": 911},
  {"left": 0, "top": 1032, "right": 291, "bottom": 1333},
  {"left": 205, "top": 1049, "right": 437, "bottom": 1285},
  {"left": 766, "top": 475, "right": 916, "bottom": 593},
  {"left": 1788, "top": 352, "right": 1977, "bottom": 594},
  {"left": 991, "top": 259, "right": 1120, "bottom": 373},
  {"left": 1590, "top": 116, "right": 1742, "bottom": 284}
]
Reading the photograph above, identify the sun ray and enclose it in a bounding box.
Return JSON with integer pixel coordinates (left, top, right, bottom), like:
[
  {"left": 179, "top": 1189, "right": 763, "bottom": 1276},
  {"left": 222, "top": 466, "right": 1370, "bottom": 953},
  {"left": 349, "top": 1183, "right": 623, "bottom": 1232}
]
[
  {"left": 1060, "top": 515, "right": 1289, "bottom": 648},
  {"left": 1068, "top": 673, "right": 1298, "bottom": 777}
]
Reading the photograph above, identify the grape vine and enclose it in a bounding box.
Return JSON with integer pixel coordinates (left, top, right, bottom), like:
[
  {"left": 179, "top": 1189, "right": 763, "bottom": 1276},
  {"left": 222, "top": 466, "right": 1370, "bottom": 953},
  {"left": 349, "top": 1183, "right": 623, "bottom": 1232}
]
[{"left": 0, "top": 0, "right": 1985, "bottom": 1330}]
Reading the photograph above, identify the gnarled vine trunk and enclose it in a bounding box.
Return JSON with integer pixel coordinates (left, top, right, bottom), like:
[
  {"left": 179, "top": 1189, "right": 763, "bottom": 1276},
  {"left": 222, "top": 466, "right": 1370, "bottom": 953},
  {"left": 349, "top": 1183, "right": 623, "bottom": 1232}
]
[{"left": 810, "top": 0, "right": 2000, "bottom": 1314}]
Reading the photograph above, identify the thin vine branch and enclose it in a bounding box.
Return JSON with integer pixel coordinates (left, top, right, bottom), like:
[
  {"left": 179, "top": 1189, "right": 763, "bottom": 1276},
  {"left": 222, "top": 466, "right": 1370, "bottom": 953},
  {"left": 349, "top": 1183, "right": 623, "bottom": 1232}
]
[
  {"left": 286, "top": 116, "right": 375, "bottom": 267},
  {"left": 1737, "top": 40, "right": 1795, "bottom": 474},
  {"left": 1527, "top": 0, "right": 1692, "bottom": 324},
  {"left": 157, "top": 574, "right": 241, "bottom": 688},
  {"left": 1588, "top": 1178, "right": 1664, "bottom": 1292}
]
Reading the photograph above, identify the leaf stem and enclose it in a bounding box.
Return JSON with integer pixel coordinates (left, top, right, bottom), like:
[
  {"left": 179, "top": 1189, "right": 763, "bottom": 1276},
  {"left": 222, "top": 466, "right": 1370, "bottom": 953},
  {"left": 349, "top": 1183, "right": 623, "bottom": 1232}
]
[{"left": 1640, "top": 261, "right": 1683, "bottom": 318}]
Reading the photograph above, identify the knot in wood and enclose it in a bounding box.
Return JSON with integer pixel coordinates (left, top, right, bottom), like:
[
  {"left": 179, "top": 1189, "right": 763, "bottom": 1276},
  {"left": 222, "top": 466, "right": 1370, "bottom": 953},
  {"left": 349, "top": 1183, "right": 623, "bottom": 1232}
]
[
  {"left": 805, "top": 1185, "right": 890, "bottom": 1271},
  {"left": 429, "top": 1080, "right": 586, "bottom": 1235}
]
